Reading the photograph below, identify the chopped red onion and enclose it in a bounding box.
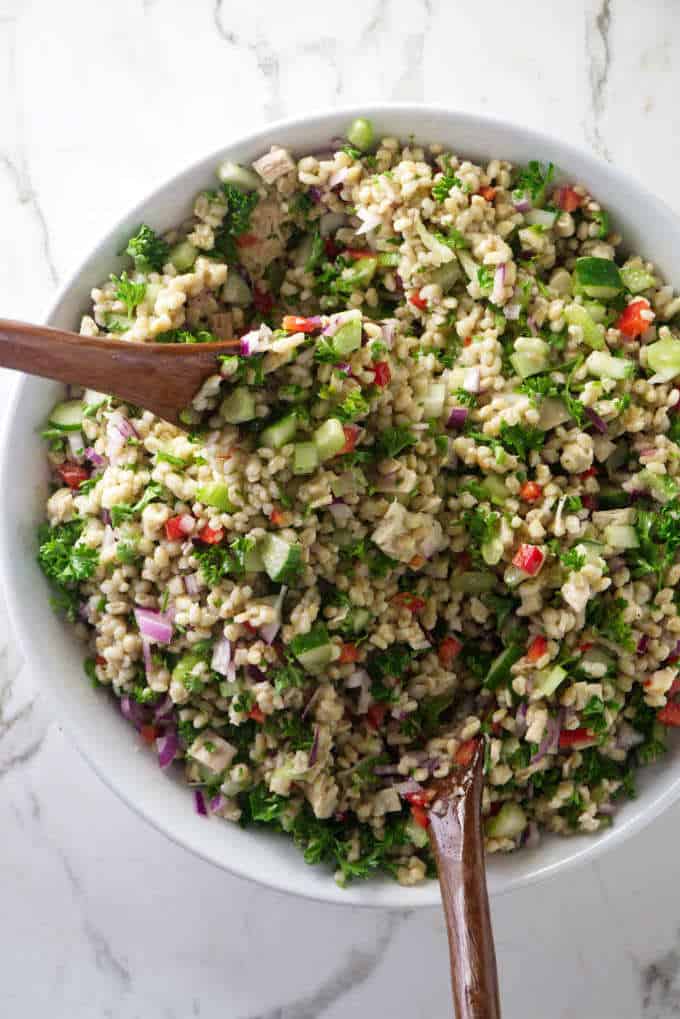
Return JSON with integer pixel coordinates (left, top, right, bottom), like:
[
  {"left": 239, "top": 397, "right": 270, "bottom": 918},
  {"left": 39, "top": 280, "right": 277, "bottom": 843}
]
[
  {"left": 120, "top": 695, "right": 150, "bottom": 731},
  {"left": 463, "top": 367, "right": 480, "bottom": 394},
  {"left": 156, "top": 729, "right": 179, "bottom": 769},
  {"left": 512, "top": 194, "right": 532, "bottom": 213},
  {"left": 597, "top": 802, "right": 616, "bottom": 817},
  {"left": 356, "top": 209, "right": 382, "bottom": 235},
  {"left": 393, "top": 779, "right": 423, "bottom": 796},
  {"left": 522, "top": 821, "right": 540, "bottom": 849},
  {"left": 585, "top": 407, "right": 608, "bottom": 434},
  {"left": 115, "top": 415, "right": 138, "bottom": 440},
  {"left": 328, "top": 502, "right": 353, "bottom": 525},
  {"left": 301, "top": 688, "right": 320, "bottom": 720},
  {"left": 260, "top": 585, "right": 287, "bottom": 645},
  {"left": 211, "top": 636, "right": 232, "bottom": 676},
  {"left": 637, "top": 635, "right": 650, "bottom": 654},
  {"left": 530, "top": 712, "right": 562, "bottom": 764},
  {"left": 381, "top": 320, "right": 397, "bottom": 347},
  {"left": 210, "top": 793, "right": 225, "bottom": 812},
  {"left": 491, "top": 264, "right": 506, "bottom": 305},
  {"left": 194, "top": 790, "right": 208, "bottom": 816},
  {"left": 515, "top": 703, "right": 528, "bottom": 738},
  {"left": 85, "top": 447, "right": 106, "bottom": 467},
  {"left": 78, "top": 601, "right": 89, "bottom": 623},
  {"left": 308, "top": 726, "right": 320, "bottom": 766},
  {"left": 527, "top": 316, "right": 538, "bottom": 336},
  {"left": 248, "top": 665, "right": 267, "bottom": 682},
  {"left": 616, "top": 721, "right": 645, "bottom": 751},
  {"left": 335, "top": 362, "right": 352, "bottom": 375},
  {"left": 153, "top": 695, "right": 174, "bottom": 722},
  {"left": 134, "top": 606, "right": 174, "bottom": 645},
  {"left": 101, "top": 508, "right": 112, "bottom": 526},
  {"left": 184, "top": 574, "right": 200, "bottom": 596},
  {"left": 308, "top": 186, "right": 322, "bottom": 204},
  {"left": 329, "top": 166, "right": 349, "bottom": 188},
  {"left": 447, "top": 407, "right": 469, "bottom": 429}
]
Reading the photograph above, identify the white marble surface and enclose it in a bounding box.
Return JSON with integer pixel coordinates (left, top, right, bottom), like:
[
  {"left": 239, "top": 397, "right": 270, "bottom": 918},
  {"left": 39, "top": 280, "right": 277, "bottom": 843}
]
[{"left": 3, "top": 1, "right": 680, "bottom": 1015}]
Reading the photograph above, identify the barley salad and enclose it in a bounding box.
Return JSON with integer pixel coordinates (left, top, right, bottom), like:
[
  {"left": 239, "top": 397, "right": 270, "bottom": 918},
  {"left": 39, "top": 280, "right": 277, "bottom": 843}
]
[{"left": 38, "top": 117, "right": 680, "bottom": 886}]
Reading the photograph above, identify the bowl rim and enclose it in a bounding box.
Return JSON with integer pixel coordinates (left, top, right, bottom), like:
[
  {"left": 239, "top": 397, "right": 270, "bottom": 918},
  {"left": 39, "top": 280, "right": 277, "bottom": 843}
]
[{"left": 4, "top": 101, "right": 680, "bottom": 908}]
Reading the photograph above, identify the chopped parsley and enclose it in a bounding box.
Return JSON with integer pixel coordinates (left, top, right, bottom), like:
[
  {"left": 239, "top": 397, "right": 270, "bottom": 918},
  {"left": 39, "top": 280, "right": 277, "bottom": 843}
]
[
  {"left": 432, "top": 170, "right": 462, "bottom": 202},
  {"left": 336, "top": 389, "right": 370, "bottom": 423},
  {"left": 375, "top": 425, "right": 417, "bottom": 459},
  {"left": 37, "top": 519, "right": 98, "bottom": 620},
  {"left": 193, "top": 536, "right": 257, "bottom": 585},
  {"left": 110, "top": 271, "right": 146, "bottom": 315},
  {"left": 110, "top": 482, "right": 166, "bottom": 528},
  {"left": 124, "top": 224, "right": 169, "bottom": 273}
]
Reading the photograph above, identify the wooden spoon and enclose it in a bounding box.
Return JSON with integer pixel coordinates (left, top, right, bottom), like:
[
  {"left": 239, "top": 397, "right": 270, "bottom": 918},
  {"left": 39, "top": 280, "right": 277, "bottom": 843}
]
[
  {"left": 0, "top": 319, "right": 240, "bottom": 426},
  {"left": 427, "top": 739, "right": 501, "bottom": 1019}
]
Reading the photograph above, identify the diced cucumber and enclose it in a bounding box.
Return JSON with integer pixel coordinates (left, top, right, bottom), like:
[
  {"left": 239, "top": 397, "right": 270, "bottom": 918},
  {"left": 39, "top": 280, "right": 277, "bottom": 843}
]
[
  {"left": 636, "top": 468, "right": 678, "bottom": 503},
  {"left": 340, "top": 258, "right": 377, "bottom": 291},
  {"left": 564, "top": 303, "right": 606, "bottom": 349},
  {"left": 481, "top": 533, "right": 504, "bottom": 566},
  {"left": 290, "top": 624, "right": 339, "bottom": 673},
  {"left": 144, "top": 282, "right": 162, "bottom": 309},
  {"left": 573, "top": 257, "right": 623, "bottom": 299},
  {"left": 604, "top": 523, "right": 639, "bottom": 549},
  {"left": 484, "top": 644, "right": 523, "bottom": 690},
  {"left": 533, "top": 665, "right": 566, "bottom": 698},
  {"left": 217, "top": 160, "right": 260, "bottom": 192},
  {"left": 172, "top": 650, "right": 205, "bottom": 688},
  {"left": 580, "top": 646, "right": 615, "bottom": 675},
  {"left": 422, "top": 382, "right": 446, "bottom": 419},
  {"left": 538, "top": 397, "right": 571, "bottom": 431},
  {"left": 195, "top": 483, "right": 237, "bottom": 512},
  {"left": 261, "top": 533, "right": 302, "bottom": 583},
  {"left": 585, "top": 350, "right": 634, "bottom": 381},
  {"left": 429, "top": 261, "right": 460, "bottom": 292},
  {"left": 597, "top": 485, "right": 629, "bottom": 509},
  {"left": 510, "top": 337, "right": 550, "bottom": 379},
  {"left": 485, "top": 802, "right": 527, "bottom": 839},
  {"left": 377, "top": 252, "right": 400, "bottom": 268},
  {"left": 168, "top": 240, "right": 198, "bottom": 272},
  {"left": 480, "top": 475, "right": 508, "bottom": 505},
  {"left": 332, "top": 314, "right": 362, "bottom": 356},
  {"left": 646, "top": 336, "right": 680, "bottom": 383},
  {"left": 244, "top": 542, "right": 264, "bottom": 572},
  {"left": 457, "top": 250, "right": 479, "bottom": 282},
  {"left": 314, "top": 418, "right": 346, "bottom": 460},
  {"left": 340, "top": 606, "right": 372, "bottom": 635},
  {"left": 260, "top": 413, "right": 298, "bottom": 449},
  {"left": 450, "top": 571, "right": 496, "bottom": 594},
  {"left": 220, "top": 387, "right": 256, "bottom": 424},
  {"left": 83, "top": 389, "right": 109, "bottom": 410},
  {"left": 222, "top": 272, "right": 252, "bottom": 306},
  {"left": 48, "top": 399, "right": 85, "bottom": 432},
  {"left": 405, "top": 818, "right": 430, "bottom": 848},
  {"left": 620, "top": 263, "right": 656, "bottom": 294},
  {"left": 583, "top": 301, "right": 607, "bottom": 324},
  {"left": 525, "top": 208, "right": 558, "bottom": 228},
  {"left": 293, "top": 442, "right": 319, "bottom": 475}
]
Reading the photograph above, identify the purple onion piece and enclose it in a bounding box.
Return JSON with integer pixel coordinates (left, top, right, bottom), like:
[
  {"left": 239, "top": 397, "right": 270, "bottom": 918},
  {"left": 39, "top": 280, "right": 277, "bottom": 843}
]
[
  {"left": 194, "top": 790, "right": 208, "bottom": 816},
  {"left": 637, "top": 635, "right": 649, "bottom": 655},
  {"left": 248, "top": 665, "right": 267, "bottom": 683},
  {"left": 101, "top": 508, "right": 112, "bottom": 526},
  {"left": 308, "top": 186, "right": 322, "bottom": 203},
  {"left": 585, "top": 406, "right": 608, "bottom": 434},
  {"left": 156, "top": 728, "right": 179, "bottom": 769},
  {"left": 447, "top": 407, "right": 469, "bottom": 430},
  {"left": 393, "top": 779, "right": 423, "bottom": 796},
  {"left": 530, "top": 711, "right": 562, "bottom": 764},
  {"left": 308, "top": 726, "right": 320, "bottom": 766},
  {"left": 134, "top": 606, "right": 174, "bottom": 645},
  {"left": 153, "top": 694, "right": 175, "bottom": 722},
  {"left": 85, "top": 447, "right": 106, "bottom": 467},
  {"left": 210, "top": 793, "right": 225, "bottom": 813}
]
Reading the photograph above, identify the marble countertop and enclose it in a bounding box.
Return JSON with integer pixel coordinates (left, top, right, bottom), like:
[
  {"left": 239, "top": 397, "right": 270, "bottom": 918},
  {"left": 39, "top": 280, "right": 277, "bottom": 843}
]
[{"left": 2, "top": 0, "right": 680, "bottom": 1015}]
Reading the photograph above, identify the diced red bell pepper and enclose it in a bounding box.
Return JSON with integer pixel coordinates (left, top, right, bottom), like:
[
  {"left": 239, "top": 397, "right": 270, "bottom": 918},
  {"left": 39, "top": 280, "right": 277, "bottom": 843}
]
[
  {"left": 410, "top": 803, "right": 430, "bottom": 829},
  {"left": 324, "top": 238, "right": 340, "bottom": 259},
  {"left": 581, "top": 494, "right": 599, "bottom": 512},
  {"left": 253, "top": 286, "right": 274, "bottom": 316},
  {"left": 372, "top": 361, "right": 391, "bottom": 387},
  {"left": 343, "top": 248, "right": 370, "bottom": 260},
  {"left": 269, "top": 507, "right": 285, "bottom": 526},
  {"left": 512, "top": 544, "right": 544, "bottom": 576},
  {"left": 236, "top": 232, "right": 259, "bottom": 248},
  {"left": 668, "top": 676, "right": 680, "bottom": 697},
  {"left": 616, "top": 300, "right": 651, "bottom": 339},
  {"left": 438, "top": 636, "right": 463, "bottom": 668},
  {"left": 339, "top": 425, "right": 359, "bottom": 455},
  {"left": 196, "top": 523, "right": 224, "bottom": 544},
  {"left": 558, "top": 727, "right": 594, "bottom": 749},
  {"left": 57, "top": 463, "right": 90, "bottom": 489},
  {"left": 409, "top": 554, "right": 426, "bottom": 570},
  {"left": 580, "top": 466, "right": 598, "bottom": 479},
  {"left": 392, "top": 592, "right": 426, "bottom": 613},
  {"left": 164, "top": 515, "right": 187, "bottom": 541},
  {"left": 463, "top": 335, "right": 473, "bottom": 346},
  {"left": 454, "top": 738, "right": 478, "bottom": 767},
  {"left": 366, "top": 703, "right": 387, "bottom": 729},
  {"left": 519, "top": 481, "right": 543, "bottom": 502},
  {"left": 405, "top": 789, "right": 435, "bottom": 807},
  {"left": 578, "top": 642, "right": 593, "bottom": 653},
  {"left": 458, "top": 551, "right": 472, "bottom": 571},
  {"left": 409, "top": 290, "right": 428, "bottom": 311},
  {"left": 282, "top": 315, "right": 319, "bottom": 334},
  {"left": 658, "top": 701, "right": 680, "bottom": 727},
  {"left": 140, "top": 724, "right": 158, "bottom": 746},
  {"left": 527, "top": 635, "right": 548, "bottom": 662},
  {"left": 242, "top": 621, "right": 257, "bottom": 635},
  {"left": 248, "top": 706, "right": 265, "bottom": 724},
  {"left": 555, "top": 186, "right": 582, "bottom": 212},
  {"left": 477, "top": 185, "right": 497, "bottom": 202},
  {"left": 95, "top": 655, "right": 107, "bottom": 667},
  {"left": 338, "top": 643, "right": 360, "bottom": 664}
]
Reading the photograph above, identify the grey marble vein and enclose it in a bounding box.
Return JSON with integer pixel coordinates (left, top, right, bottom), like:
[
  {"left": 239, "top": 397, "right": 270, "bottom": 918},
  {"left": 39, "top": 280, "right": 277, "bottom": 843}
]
[
  {"left": 392, "top": 32, "right": 424, "bottom": 103},
  {"left": 584, "top": 0, "right": 613, "bottom": 160},
  {"left": 213, "top": 0, "right": 282, "bottom": 122},
  {"left": 246, "top": 911, "right": 407, "bottom": 1019},
  {"left": 0, "top": 20, "right": 58, "bottom": 285},
  {"left": 0, "top": 647, "right": 45, "bottom": 778},
  {"left": 641, "top": 939, "right": 680, "bottom": 1016}
]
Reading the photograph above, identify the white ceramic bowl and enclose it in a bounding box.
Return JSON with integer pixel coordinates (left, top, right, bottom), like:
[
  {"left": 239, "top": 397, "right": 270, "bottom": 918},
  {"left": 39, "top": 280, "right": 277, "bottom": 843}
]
[{"left": 2, "top": 104, "right": 679, "bottom": 908}]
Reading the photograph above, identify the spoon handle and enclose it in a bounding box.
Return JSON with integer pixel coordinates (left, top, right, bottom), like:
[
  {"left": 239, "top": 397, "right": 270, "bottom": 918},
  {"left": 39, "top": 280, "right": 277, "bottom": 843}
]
[{"left": 428, "top": 744, "right": 501, "bottom": 1019}]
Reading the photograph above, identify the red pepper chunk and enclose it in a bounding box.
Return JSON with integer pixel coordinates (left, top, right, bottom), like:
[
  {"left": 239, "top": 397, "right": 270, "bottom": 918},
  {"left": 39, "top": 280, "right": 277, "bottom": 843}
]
[
  {"left": 438, "top": 636, "right": 463, "bottom": 668},
  {"left": 657, "top": 701, "right": 680, "bottom": 727},
  {"left": 558, "top": 727, "right": 594, "bottom": 749},
  {"left": 526, "top": 635, "right": 548, "bottom": 663},
  {"left": 140, "top": 724, "right": 158, "bottom": 746},
  {"left": 410, "top": 803, "right": 430, "bottom": 830},
  {"left": 555, "top": 186, "right": 582, "bottom": 212},
  {"left": 372, "top": 361, "right": 391, "bottom": 387},
  {"left": 366, "top": 704, "right": 387, "bottom": 729},
  {"left": 324, "top": 238, "right": 340, "bottom": 259},
  {"left": 512, "top": 544, "right": 544, "bottom": 576},
  {"left": 580, "top": 466, "right": 598, "bottom": 479},
  {"left": 519, "top": 481, "right": 542, "bottom": 502},
  {"left": 164, "top": 515, "right": 186, "bottom": 541},
  {"left": 236, "top": 233, "right": 259, "bottom": 248},
  {"left": 454, "top": 738, "right": 478, "bottom": 767},
  {"left": 392, "top": 592, "right": 426, "bottom": 613},
  {"left": 338, "top": 643, "right": 360, "bottom": 664},
  {"left": 409, "top": 290, "right": 428, "bottom": 311},
  {"left": 339, "top": 425, "right": 359, "bottom": 455},
  {"left": 248, "top": 706, "right": 265, "bottom": 724},
  {"left": 343, "top": 248, "right": 370, "bottom": 260},
  {"left": 477, "top": 186, "right": 497, "bottom": 202},
  {"left": 253, "top": 286, "right": 274, "bottom": 316},
  {"left": 282, "top": 315, "right": 319, "bottom": 334},
  {"left": 269, "top": 508, "right": 285, "bottom": 526},
  {"left": 405, "top": 790, "right": 435, "bottom": 808},
  {"left": 616, "top": 300, "right": 651, "bottom": 339},
  {"left": 57, "top": 463, "right": 90, "bottom": 489},
  {"left": 197, "top": 523, "right": 224, "bottom": 544}
]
